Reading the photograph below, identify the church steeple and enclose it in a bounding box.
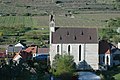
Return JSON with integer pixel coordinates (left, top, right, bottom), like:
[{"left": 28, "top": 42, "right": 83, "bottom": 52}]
[{"left": 49, "top": 14, "right": 55, "bottom": 32}]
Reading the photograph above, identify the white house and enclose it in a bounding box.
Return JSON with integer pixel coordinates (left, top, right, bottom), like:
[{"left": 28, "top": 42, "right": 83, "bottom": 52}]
[
  {"left": 49, "top": 15, "right": 99, "bottom": 70},
  {"left": 99, "top": 40, "right": 120, "bottom": 70},
  {"left": 99, "top": 40, "right": 112, "bottom": 70},
  {"left": 118, "top": 43, "right": 120, "bottom": 49}
]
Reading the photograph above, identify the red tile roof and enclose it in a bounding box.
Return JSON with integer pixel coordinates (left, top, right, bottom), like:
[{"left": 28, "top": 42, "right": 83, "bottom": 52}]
[
  {"left": 24, "top": 46, "right": 37, "bottom": 54},
  {"left": 0, "top": 51, "right": 6, "bottom": 57}
]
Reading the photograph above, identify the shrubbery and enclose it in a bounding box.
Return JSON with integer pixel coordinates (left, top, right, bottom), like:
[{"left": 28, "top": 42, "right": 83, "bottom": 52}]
[{"left": 51, "top": 54, "right": 76, "bottom": 80}]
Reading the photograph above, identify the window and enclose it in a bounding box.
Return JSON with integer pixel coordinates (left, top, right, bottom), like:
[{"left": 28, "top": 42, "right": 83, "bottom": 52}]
[
  {"left": 60, "top": 36, "right": 62, "bottom": 40},
  {"left": 89, "top": 36, "right": 91, "bottom": 40},
  {"left": 79, "top": 45, "right": 81, "bottom": 61},
  {"left": 67, "top": 31, "right": 69, "bottom": 35},
  {"left": 106, "top": 56, "right": 109, "bottom": 65},
  {"left": 57, "top": 45, "right": 59, "bottom": 53},
  {"left": 68, "top": 45, "right": 70, "bottom": 54},
  {"left": 81, "top": 31, "right": 83, "bottom": 35},
  {"left": 74, "top": 36, "right": 77, "bottom": 40}
]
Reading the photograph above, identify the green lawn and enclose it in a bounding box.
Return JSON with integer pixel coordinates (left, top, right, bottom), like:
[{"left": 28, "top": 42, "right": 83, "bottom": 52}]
[{"left": 114, "top": 73, "right": 120, "bottom": 80}]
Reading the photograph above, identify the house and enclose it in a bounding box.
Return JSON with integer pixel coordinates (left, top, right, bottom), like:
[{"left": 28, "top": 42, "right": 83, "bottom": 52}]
[
  {"left": 118, "top": 43, "right": 120, "bottom": 49},
  {"left": 13, "top": 52, "right": 22, "bottom": 64},
  {"left": 49, "top": 15, "right": 99, "bottom": 70},
  {"left": 99, "top": 40, "right": 120, "bottom": 70},
  {"left": 7, "top": 42, "right": 25, "bottom": 58},
  {"left": 24, "top": 45, "right": 38, "bottom": 58},
  {"left": 99, "top": 40, "right": 112, "bottom": 69},
  {"left": 12, "top": 45, "right": 38, "bottom": 63},
  {"left": 36, "top": 48, "right": 49, "bottom": 60},
  {"left": 112, "top": 48, "right": 120, "bottom": 66},
  {"left": 0, "top": 51, "right": 6, "bottom": 65}
]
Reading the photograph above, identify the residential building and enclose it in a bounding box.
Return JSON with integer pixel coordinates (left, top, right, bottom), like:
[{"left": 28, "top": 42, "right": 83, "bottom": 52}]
[
  {"left": 49, "top": 15, "right": 99, "bottom": 70},
  {"left": 36, "top": 48, "right": 49, "bottom": 61},
  {"left": 99, "top": 40, "right": 112, "bottom": 69},
  {"left": 99, "top": 40, "right": 120, "bottom": 70},
  {"left": 7, "top": 42, "right": 25, "bottom": 58},
  {"left": 15, "top": 45, "right": 38, "bottom": 61},
  {"left": 0, "top": 51, "right": 6, "bottom": 65},
  {"left": 118, "top": 43, "right": 120, "bottom": 49}
]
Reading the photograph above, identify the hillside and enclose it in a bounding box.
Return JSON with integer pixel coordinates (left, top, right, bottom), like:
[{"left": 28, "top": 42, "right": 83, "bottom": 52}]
[
  {"left": 0, "top": 0, "right": 119, "bottom": 15},
  {"left": 0, "top": 0, "right": 120, "bottom": 46}
]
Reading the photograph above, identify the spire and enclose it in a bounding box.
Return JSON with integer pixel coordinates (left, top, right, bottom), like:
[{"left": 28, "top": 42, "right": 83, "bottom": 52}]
[
  {"left": 50, "top": 15, "right": 54, "bottom": 22},
  {"left": 49, "top": 13, "right": 55, "bottom": 32}
]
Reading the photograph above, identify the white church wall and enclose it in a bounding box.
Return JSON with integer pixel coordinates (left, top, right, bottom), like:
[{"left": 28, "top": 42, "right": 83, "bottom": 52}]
[
  {"left": 50, "top": 44, "right": 84, "bottom": 65},
  {"left": 50, "top": 43, "right": 99, "bottom": 70},
  {"left": 85, "top": 44, "right": 99, "bottom": 70}
]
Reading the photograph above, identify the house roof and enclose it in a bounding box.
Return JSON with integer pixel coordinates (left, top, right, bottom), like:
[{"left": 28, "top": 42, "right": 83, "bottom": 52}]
[
  {"left": 51, "top": 27, "right": 98, "bottom": 44},
  {"left": 24, "top": 46, "right": 37, "bottom": 54},
  {"left": 99, "top": 40, "right": 111, "bottom": 54},
  {"left": 13, "top": 52, "right": 22, "bottom": 61},
  {"left": 37, "top": 48, "right": 49, "bottom": 54},
  {"left": 7, "top": 46, "right": 23, "bottom": 53},
  {"left": 15, "top": 43, "right": 24, "bottom": 48}
]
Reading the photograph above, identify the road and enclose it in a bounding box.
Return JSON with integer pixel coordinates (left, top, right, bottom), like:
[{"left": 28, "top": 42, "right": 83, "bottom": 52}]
[{"left": 78, "top": 71, "right": 101, "bottom": 80}]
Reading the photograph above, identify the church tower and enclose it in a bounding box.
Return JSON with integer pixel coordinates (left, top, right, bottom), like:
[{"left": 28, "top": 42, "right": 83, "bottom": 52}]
[
  {"left": 49, "top": 14, "right": 55, "bottom": 32},
  {"left": 49, "top": 14, "right": 55, "bottom": 45}
]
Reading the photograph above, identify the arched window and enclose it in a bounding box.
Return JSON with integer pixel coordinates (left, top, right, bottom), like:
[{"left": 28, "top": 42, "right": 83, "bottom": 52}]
[
  {"left": 57, "top": 45, "right": 59, "bottom": 53},
  {"left": 106, "top": 56, "right": 109, "bottom": 65},
  {"left": 68, "top": 45, "right": 70, "bottom": 54},
  {"left": 79, "top": 45, "right": 81, "bottom": 61}
]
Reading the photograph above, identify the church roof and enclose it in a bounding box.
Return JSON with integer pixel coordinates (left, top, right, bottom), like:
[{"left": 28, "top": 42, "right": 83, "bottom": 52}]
[{"left": 51, "top": 27, "right": 98, "bottom": 43}]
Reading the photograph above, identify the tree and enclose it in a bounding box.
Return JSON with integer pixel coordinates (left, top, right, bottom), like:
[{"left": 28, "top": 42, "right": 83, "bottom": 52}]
[
  {"left": 114, "top": 1, "right": 120, "bottom": 10},
  {"left": 52, "top": 54, "right": 76, "bottom": 80},
  {"left": 112, "top": 35, "right": 120, "bottom": 44},
  {"left": 107, "top": 18, "right": 120, "bottom": 28}
]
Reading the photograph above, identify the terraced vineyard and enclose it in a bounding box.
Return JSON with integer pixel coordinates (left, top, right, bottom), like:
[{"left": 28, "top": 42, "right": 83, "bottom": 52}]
[
  {"left": 0, "top": 13, "right": 120, "bottom": 28},
  {"left": 0, "top": 0, "right": 120, "bottom": 46},
  {"left": 0, "top": 0, "right": 119, "bottom": 15},
  {"left": 0, "top": 16, "right": 36, "bottom": 27}
]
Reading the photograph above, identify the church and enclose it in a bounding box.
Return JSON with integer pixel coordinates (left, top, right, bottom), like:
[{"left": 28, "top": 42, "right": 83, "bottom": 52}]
[{"left": 49, "top": 15, "right": 99, "bottom": 70}]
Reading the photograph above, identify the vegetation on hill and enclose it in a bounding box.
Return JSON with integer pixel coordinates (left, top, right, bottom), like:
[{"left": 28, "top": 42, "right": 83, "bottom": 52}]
[
  {"left": 0, "top": 0, "right": 120, "bottom": 15},
  {"left": 0, "top": 16, "right": 49, "bottom": 47},
  {"left": 0, "top": 0, "right": 120, "bottom": 46},
  {"left": 99, "top": 18, "right": 120, "bottom": 43}
]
